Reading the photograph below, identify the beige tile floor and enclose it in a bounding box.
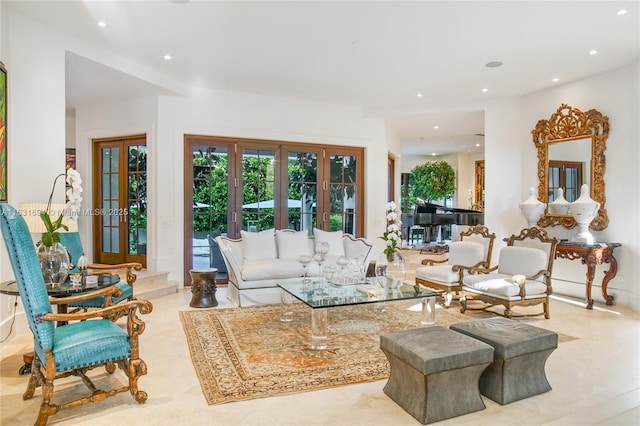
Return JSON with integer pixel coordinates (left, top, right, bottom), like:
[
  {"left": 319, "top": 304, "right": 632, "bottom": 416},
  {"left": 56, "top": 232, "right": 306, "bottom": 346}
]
[{"left": 1, "top": 284, "right": 639, "bottom": 426}]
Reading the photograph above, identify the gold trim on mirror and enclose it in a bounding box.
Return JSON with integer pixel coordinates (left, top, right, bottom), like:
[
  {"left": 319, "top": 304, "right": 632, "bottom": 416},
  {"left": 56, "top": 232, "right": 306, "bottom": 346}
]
[{"left": 532, "top": 104, "right": 609, "bottom": 230}]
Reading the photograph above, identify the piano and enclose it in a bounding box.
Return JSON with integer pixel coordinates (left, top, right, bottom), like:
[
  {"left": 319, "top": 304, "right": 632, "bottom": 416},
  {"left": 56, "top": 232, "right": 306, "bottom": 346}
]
[{"left": 402, "top": 202, "right": 484, "bottom": 243}]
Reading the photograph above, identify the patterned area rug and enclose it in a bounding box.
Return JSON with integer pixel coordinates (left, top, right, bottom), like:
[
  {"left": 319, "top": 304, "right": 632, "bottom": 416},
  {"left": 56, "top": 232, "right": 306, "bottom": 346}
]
[{"left": 179, "top": 301, "right": 496, "bottom": 405}]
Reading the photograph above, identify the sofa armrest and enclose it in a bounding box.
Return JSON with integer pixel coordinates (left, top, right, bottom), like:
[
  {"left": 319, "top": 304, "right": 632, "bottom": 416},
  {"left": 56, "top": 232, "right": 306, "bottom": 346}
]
[{"left": 216, "top": 236, "right": 244, "bottom": 285}]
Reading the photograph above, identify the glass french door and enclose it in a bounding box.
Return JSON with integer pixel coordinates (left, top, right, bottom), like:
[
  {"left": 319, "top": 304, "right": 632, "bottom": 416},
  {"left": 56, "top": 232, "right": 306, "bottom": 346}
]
[
  {"left": 184, "top": 135, "right": 364, "bottom": 283},
  {"left": 92, "top": 135, "right": 147, "bottom": 267}
]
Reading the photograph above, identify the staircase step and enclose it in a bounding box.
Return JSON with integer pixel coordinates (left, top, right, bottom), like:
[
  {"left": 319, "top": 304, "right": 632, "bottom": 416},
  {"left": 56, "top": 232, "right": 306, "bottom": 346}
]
[{"left": 109, "top": 269, "right": 178, "bottom": 300}]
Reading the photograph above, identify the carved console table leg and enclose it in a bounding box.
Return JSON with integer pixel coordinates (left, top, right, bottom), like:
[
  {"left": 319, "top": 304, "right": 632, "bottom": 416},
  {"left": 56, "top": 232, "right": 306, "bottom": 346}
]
[
  {"left": 600, "top": 250, "right": 617, "bottom": 306},
  {"left": 583, "top": 260, "right": 596, "bottom": 310},
  {"left": 556, "top": 242, "right": 621, "bottom": 310}
]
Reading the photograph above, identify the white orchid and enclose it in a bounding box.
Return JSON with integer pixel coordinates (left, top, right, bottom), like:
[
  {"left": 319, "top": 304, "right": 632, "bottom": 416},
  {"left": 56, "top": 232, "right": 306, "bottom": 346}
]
[
  {"left": 380, "top": 200, "right": 403, "bottom": 256},
  {"left": 40, "top": 168, "right": 83, "bottom": 246}
]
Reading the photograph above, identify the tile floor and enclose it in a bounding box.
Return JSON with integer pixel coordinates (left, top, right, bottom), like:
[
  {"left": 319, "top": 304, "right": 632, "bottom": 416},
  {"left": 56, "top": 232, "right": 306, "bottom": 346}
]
[{"left": 1, "top": 285, "right": 639, "bottom": 426}]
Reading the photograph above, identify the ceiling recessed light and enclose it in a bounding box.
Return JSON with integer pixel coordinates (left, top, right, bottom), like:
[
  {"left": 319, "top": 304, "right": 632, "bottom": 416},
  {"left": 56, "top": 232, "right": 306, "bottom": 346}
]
[
  {"left": 482, "top": 88, "right": 489, "bottom": 93},
  {"left": 431, "top": 153, "right": 437, "bottom": 156},
  {"left": 552, "top": 77, "right": 560, "bottom": 82},
  {"left": 164, "top": 54, "right": 172, "bottom": 60},
  {"left": 433, "top": 125, "right": 439, "bottom": 130},
  {"left": 589, "top": 49, "right": 598, "bottom": 55},
  {"left": 485, "top": 61, "right": 503, "bottom": 68},
  {"left": 97, "top": 21, "right": 107, "bottom": 28},
  {"left": 475, "top": 143, "right": 480, "bottom": 147},
  {"left": 416, "top": 93, "right": 423, "bottom": 98},
  {"left": 617, "top": 8, "right": 628, "bottom": 16}
]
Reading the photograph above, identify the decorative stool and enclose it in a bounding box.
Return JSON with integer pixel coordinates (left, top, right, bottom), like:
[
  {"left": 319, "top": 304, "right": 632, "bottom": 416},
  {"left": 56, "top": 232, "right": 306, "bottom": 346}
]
[
  {"left": 380, "top": 326, "right": 494, "bottom": 424},
  {"left": 189, "top": 268, "right": 218, "bottom": 308},
  {"left": 450, "top": 317, "right": 558, "bottom": 405}
]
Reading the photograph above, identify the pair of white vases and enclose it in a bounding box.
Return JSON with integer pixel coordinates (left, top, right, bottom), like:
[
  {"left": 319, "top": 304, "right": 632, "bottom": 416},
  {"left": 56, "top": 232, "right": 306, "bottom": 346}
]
[{"left": 519, "top": 184, "right": 599, "bottom": 243}]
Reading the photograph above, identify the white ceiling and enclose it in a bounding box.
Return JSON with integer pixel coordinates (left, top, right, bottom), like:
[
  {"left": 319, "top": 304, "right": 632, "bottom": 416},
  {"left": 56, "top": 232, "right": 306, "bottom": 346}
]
[{"left": 5, "top": 0, "right": 639, "bottom": 156}]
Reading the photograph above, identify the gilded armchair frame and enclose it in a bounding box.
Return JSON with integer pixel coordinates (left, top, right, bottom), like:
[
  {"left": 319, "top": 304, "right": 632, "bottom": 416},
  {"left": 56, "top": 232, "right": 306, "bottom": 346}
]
[
  {"left": 459, "top": 227, "right": 558, "bottom": 319},
  {"left": 415, "top": 225, "right": 496, "bottom": 305}
]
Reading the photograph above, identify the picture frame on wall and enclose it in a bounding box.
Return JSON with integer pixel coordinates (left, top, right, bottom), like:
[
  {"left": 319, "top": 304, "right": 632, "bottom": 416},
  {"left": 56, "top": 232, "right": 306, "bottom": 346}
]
[{"left": 0, "top": 61, "right": 6, "bottom": 201}]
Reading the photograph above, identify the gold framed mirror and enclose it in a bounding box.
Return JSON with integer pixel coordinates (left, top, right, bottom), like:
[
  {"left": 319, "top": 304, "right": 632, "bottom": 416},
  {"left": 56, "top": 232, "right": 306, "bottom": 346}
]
[{"left": 532, "top": 104, "right": 609, "bottom": 230}]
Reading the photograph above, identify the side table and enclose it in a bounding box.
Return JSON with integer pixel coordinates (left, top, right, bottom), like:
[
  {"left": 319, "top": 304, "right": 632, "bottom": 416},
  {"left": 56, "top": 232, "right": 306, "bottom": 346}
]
[
  {"left": 189, "top": 268, "right": 218, "bottom": 308},
  {"left": 555, "top": 242, "right": 621, "bottom": 309}
]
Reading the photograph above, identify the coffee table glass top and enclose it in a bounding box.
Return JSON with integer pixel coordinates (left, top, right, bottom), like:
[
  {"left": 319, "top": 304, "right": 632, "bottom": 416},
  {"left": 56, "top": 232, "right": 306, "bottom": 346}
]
[{"left": 278, "top": 277, "right": 439, "bottom": 309}]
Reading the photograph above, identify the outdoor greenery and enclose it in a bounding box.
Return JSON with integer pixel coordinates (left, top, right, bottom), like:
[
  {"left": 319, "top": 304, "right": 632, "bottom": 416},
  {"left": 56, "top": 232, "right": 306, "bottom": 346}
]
[
  {"left": 191, "top": 150, "right": 357, "bottom": 235},
  {"left": 410, "top": 161, "right": 456, "bottom": 203}
]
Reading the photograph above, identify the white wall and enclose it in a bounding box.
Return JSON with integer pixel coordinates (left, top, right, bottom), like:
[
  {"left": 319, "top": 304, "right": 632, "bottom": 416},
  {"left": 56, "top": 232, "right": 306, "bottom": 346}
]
[
  {"left": 0, "top": 10, "right": 69, "bottom": 337},
  {"left": 521, "top": 63, "right": 640, "bottom": 311}
]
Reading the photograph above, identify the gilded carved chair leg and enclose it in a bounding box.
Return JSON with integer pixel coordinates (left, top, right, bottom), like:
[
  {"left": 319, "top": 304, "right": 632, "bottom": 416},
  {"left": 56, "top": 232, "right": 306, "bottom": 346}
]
[
  {"left": 544, "top": 301, "right": 550, "bottom": 319},
  {"left": 504, "top": 307, "right": 514, "bottom": 318},
  {"left": 127, "top": 358, "right": 148, "bottom": 403},
  {"left": 105, "top": 361, "right": 117, "bottom": 374},
  {"left": 23, "top": 359, "right": 40, "bottom": 400},
  {"left": 460, "top": 296, "right": 467, "bottom": 313}
]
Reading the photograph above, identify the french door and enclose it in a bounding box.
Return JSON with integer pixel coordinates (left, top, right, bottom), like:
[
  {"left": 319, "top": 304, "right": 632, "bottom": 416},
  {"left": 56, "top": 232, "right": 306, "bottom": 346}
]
[
  {"left": 184, "top": 135, "right": 364, "bottom": 283},
  {"left": 92, "top": 135, "right": 147, "bottom": 267}
]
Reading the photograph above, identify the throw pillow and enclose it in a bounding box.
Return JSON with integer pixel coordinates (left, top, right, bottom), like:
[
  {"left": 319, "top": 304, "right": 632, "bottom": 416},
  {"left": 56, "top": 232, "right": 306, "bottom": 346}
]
[
  {"left": 241, "top": 228, "right": 277, "bottom": 260},
  {"left": 313, "top": 228, "right": 345, "bottom": 257},
  {"left": 276, "top": 230, "right": 311, "bottom": 259}
]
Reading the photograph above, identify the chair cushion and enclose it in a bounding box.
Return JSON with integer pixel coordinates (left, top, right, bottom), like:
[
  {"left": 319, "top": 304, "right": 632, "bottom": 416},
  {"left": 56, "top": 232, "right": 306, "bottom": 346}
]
[
  {"left": 67, "top": 283, "right": 133, "bottom": 308},
  {"left": 448, "top": 241, "right": 485, "bottom": 266},
  {"left": 241, "top": 228, "right": 277, "bottom": 260},
  {"left": 313, "top": 228, "right": 345, "bottom": 257},
  {"left": 52, "top": 319, "right": 130, "bottom": 372},
  {"left": 241, "top": 259, "right": 303, "bottom": 281},
  {"left": 416, "top": 264, "right": 459, "bottom": 285},
  {"left": 463, "top": 273, "right": 548, "bottom": 300},
  {"left": 497, "top": 246, "right": 547, "bottom": 280},
  {"left": 276, "top": 230, "right": 311, "bottom": 259}
]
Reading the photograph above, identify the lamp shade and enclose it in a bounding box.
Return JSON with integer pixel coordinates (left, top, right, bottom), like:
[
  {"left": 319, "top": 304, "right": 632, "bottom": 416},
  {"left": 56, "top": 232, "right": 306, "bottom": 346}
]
[{"left": 18, "top": 202, "right": 78, "bottom": 234}]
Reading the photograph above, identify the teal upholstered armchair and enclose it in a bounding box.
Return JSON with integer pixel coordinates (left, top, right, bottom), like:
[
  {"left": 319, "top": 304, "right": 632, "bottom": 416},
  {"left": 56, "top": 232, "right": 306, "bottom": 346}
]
[
  {"left": 0, "top": 203, "right": 153, "bottom": 426},
  {"left": 59, "top": 231, "right": 142, "bottom": 313}
]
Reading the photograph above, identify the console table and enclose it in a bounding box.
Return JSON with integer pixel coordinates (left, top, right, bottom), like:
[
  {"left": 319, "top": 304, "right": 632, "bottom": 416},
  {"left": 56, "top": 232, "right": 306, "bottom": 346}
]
[{"left": 555, "top": 242, "right": 621, "bottom": 309}]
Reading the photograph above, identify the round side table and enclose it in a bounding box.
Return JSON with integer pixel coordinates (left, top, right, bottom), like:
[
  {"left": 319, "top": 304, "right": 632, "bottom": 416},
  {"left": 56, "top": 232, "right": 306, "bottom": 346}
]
[{"left": 189, "top": 268, "right": 218, "bottom": 308}]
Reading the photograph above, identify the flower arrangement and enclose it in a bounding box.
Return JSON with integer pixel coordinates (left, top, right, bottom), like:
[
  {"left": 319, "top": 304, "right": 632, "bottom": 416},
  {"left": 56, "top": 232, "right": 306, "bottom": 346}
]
[
  {"left": 380, "top": 201, "right": 402, "bottom": 256},
  {"left": 40, "top": 168, "right": 83, "bottom": 247}
]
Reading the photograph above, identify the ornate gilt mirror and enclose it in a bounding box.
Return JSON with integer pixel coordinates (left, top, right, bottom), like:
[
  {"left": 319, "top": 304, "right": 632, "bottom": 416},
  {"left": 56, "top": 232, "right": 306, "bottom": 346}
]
[{"left": 532, "top": 104, "right": 609, "bottom": 230}]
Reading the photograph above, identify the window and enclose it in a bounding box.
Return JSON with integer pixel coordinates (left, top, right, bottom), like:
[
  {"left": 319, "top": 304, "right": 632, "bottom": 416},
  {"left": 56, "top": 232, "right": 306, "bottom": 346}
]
[{"left": 183, "top": 135, "right": 364, "bottom": 283}]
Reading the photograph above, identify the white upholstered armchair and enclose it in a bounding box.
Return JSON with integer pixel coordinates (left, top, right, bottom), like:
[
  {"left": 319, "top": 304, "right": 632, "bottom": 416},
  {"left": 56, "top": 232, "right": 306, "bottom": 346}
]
[
  {"left": 459, "top": 227, "right": 558, "bottom": 319},
  {"left": 415, "top": 225, "right": 495, "bottom": 307}
]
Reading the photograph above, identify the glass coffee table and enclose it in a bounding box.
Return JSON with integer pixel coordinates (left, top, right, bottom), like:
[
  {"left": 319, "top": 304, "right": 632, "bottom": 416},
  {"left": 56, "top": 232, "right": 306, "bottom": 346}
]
[{"left": 278, "top": 278, "right": 440, "bottom": 350}]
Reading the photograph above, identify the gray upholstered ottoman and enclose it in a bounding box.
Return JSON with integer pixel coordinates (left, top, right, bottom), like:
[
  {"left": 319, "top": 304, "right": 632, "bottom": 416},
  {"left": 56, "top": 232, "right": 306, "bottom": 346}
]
[
  {"left": 450, "top": 317, "right": 558, "bottom": 405},
  {"left": 380, "top": 326, "right": 494, "bottom": 424}
]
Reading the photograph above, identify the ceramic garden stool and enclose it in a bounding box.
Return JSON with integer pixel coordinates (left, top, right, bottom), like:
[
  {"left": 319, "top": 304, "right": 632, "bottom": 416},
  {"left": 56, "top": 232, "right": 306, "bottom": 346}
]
[
  {"left": 380, "top": 326, "right": 494, "bottom": 424},
  {"left": 189, "top": 268, "right": 218, "bottom": 308},
  {"left": 450, "top": 316, "right": 558, "bottom": 405}
]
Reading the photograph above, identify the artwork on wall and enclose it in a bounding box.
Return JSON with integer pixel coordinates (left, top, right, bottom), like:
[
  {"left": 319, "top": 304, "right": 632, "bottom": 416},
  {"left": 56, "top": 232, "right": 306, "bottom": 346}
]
[
  {"left": 66, "top": 148, "right": 76, "bottom": 170},
  {"left": 0, "top": 61, "right": 6, "bottom": 201}
]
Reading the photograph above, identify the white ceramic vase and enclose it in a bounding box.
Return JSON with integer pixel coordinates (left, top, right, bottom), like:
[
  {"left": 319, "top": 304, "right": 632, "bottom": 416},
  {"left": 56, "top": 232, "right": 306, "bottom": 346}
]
[
  {"left": 548, "top": 188, "right": 570, "bottom": 215},
  {"left": 518, "top": 187, "right": 546, "bottom": 227},
  {"left": 570, "top": 184, "right": 600, "bottom": 243}
]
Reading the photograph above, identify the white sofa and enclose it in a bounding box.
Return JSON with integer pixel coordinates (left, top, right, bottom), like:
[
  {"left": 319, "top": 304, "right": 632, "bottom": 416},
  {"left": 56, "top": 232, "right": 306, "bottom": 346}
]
[{"left": 216, "top": 228, "right": 374, "bottom": 306}]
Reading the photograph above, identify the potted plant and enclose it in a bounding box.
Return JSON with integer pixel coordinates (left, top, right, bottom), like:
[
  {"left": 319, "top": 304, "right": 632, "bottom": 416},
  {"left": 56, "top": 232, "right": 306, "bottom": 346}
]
[{"left": 410, "top": 161, "right": 456, "bottom": 204}]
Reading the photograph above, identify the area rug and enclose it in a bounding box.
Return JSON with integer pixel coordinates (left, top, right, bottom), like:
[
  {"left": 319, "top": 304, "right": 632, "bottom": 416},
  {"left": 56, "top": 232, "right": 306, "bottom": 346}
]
[{"left": 179, "top": 301, "right": 494, "bottom": 405}]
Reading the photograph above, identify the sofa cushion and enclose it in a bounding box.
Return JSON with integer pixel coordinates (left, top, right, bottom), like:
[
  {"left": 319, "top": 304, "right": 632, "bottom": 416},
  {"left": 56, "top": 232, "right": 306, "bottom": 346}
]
[
  {"left": 241, "top": 228, "right": 277, "bottom": 261},
  {"left": 241, "top": 259, "right": 303, "bottom": 281},
  {"left": 497, "top": 246, "right": 546, "bottom": 280},
  {"left": 415, "top": 264, "right": 459, "bottom": 284},
  {"left": 313, "top": 228, "right": 345, "bottom": 257},
  {"left": 448, "top": 241, "right": 485, "bottom": 266},
  {"left": 276, "top": 230, "right": 311, "bottom": 259}
]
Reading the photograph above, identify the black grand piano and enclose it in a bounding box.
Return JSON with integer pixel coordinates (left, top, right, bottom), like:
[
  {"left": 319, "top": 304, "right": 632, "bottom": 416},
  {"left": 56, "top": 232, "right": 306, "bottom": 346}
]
[{"left": 402, "top": 201, "right": 484, "bottom": 244}]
